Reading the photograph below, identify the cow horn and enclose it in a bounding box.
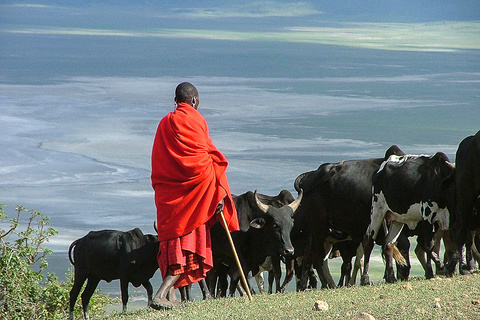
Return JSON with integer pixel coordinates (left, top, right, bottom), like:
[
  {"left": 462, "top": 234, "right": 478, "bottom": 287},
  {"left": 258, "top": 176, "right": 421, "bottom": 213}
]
[
  {"left": 254, "top": 190, "right": 269, "bottom": 214},
  {"left": 288, "top": 189, "right": 303, "bottom": 213}
]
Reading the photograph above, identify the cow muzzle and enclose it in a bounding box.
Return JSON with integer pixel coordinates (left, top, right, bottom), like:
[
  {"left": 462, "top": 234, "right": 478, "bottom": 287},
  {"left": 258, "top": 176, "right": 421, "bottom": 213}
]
[{"left": 282, "top": 247, "right": 294, "bottom": 256}]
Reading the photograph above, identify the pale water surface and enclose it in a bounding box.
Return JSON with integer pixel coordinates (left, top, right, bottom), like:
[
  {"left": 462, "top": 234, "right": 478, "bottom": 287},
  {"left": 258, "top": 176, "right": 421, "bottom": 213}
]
[{"left": 1, "top": 0, "right": 479, "bottom": 310}]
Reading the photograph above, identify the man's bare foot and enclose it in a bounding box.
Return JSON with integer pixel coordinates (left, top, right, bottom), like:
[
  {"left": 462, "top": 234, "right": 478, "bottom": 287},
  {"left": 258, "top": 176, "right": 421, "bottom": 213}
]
[{"left": 150, "top": 297, "right": 177, "bottom": 310}]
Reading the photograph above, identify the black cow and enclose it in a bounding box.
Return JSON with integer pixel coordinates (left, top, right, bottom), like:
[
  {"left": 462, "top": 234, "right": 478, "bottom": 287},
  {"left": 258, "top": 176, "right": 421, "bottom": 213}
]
[
  {"left": 362, "top": 152, "right": 455, "bottom": 285},
  {"left": 68, "top": 228, "right": 159, "bottom": 320},
  {"left": 294, "top": 145, "right": 405, "bottom": 290},
  {"left": 447, "top": 130, "right": 480, "bottom": 276},
  {"left": 207, "top": 189, "right": 302, "bottom": 297}
]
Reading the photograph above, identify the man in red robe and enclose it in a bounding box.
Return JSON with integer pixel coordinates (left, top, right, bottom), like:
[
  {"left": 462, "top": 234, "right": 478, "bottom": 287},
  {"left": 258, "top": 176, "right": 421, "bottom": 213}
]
[{"left": 150, "top": 82, "right": 239, "bottom": 310}]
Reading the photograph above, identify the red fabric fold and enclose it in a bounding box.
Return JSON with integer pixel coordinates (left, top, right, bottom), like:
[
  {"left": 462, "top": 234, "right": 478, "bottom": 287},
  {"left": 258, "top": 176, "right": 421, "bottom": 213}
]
[
  {"left": 151, "top": 102, "right": 239, "bottom": 242},
  {"left": 157, "top": 224, "right": 213, "bottom": 288}
]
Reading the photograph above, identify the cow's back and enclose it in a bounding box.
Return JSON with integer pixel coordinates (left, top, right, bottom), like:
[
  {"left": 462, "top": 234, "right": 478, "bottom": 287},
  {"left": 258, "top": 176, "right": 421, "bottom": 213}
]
[
  {"left": 300, "top": 158, "right": 383, "bottom": 240},
  {"left": 374, "top": 153, "right": 454, "bottom": 215},
  {"left": 73, "top": 230, "right": 123, "bottom": 282},
  {"left": 456, "top": 131, "right": 480, "bottom": 190}
]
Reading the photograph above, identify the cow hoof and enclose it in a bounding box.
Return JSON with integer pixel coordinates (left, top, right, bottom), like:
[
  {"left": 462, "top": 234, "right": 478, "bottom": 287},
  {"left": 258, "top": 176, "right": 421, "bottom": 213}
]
[
  {"left": 460, "top": 267, "right": 472, "bottom": 276},
  {"left": 425, "top": 269, "right": 435, "bottom": 280},
  {"left": 386, "top": 276, "right": 396, "bottom": 284},
  {"left": 360, "top": 276, "right": 370, "bottom": 286}
]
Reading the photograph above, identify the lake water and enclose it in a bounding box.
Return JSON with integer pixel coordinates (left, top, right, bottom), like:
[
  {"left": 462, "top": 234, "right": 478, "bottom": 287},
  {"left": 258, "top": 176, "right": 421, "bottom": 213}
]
[{"left": 1, "top": 0, "right": 479, "bottom": 311}]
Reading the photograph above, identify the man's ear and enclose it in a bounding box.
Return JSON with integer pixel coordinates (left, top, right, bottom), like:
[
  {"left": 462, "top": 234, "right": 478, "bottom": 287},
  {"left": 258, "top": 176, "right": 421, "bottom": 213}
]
[{"left": 250, "top": 218, "right": 266, "bottom": 229}]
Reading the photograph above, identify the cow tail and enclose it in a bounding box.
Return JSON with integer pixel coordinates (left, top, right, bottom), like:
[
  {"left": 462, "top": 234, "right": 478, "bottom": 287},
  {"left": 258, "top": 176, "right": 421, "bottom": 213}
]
[
  {"left": 389, "top": 243, "right": 407, "bottom": 266},
  {"left": 68, "top": 239, "right": 79, "bottom": 265}
]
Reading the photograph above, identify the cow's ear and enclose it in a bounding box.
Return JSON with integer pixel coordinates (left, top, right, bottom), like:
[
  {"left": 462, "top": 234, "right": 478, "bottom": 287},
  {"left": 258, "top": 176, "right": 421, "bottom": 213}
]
[{"left": 250, "top": 218, "right": 266, "bottom": 229}]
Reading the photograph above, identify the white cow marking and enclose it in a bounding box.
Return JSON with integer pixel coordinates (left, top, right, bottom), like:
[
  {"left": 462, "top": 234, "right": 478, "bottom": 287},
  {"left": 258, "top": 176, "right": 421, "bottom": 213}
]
[
  {"left": 368, "top": 190, "right": 450, "bottom": 243},
  {"left": 377, "top": 154, "right": 429, "bottom": 173}
]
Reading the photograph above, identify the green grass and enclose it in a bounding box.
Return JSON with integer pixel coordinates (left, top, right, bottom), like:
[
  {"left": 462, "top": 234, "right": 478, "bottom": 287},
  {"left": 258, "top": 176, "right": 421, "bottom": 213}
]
[{"left": 104, "top": 273, "right": 480, "bottom": 320}]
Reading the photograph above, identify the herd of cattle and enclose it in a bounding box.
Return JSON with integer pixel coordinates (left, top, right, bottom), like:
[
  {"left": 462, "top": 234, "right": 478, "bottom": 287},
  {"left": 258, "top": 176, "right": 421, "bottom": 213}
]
[{"left": 68, "top": 130, "right": 480, "bottom": 319}]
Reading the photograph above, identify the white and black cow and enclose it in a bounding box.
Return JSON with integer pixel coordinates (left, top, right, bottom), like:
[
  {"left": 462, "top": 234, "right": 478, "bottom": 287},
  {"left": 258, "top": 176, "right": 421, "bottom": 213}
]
[
  {"left": 294, "top": 145, "right": 406, "bottom": 290},
  {"left": 447, "top": 130, "right": 480, "bottom": 276},
  {"left": 361, "top": 152, "right": 455, "bottom": 285},
  {"left": 68, "top": 228, "right": 159, "bottom": 320},
  {"left": 207, "top": 189, "right": 302, "bottom": 297}
]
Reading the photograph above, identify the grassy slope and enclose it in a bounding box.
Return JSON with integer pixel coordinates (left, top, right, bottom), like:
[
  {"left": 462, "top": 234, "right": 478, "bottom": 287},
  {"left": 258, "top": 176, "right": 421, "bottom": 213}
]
[{"left": 105, "top": 273, "right": 480, "bottom": 320}]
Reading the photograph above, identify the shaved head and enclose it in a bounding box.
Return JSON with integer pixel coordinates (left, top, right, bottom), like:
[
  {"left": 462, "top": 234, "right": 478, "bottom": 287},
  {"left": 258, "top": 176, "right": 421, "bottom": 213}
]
[{"left": 175, "top": 82, "right": 199, "bottom": 106}]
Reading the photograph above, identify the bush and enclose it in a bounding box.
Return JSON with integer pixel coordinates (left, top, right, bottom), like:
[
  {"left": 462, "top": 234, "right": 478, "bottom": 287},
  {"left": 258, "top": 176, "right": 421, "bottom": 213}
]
[{"left": 0, "top": 202, "right": 117, "bottom": 319}]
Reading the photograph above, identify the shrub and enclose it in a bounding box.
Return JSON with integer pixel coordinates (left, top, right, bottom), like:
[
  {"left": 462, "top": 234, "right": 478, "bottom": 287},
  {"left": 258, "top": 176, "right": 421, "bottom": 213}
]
[{"left": 0, "top": 202, "right": 117, "bottom": 319}]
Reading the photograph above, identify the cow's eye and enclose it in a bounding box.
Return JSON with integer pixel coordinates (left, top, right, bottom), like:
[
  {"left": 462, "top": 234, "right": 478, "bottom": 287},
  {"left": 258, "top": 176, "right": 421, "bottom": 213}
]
[{"left": 272, "top": 223, "right": 279, "bottom": 229}]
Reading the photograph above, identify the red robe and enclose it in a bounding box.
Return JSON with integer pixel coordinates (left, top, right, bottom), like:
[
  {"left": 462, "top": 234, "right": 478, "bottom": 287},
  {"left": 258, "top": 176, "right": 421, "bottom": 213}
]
[{"left": 151, "top": 102, "right": 239, "bottom": 287}]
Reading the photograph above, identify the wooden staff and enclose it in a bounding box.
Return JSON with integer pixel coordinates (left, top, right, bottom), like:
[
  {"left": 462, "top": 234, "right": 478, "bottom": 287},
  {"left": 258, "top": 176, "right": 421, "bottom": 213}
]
[{"left": 219, "top": 211, "right": 253, "bottom": 301}]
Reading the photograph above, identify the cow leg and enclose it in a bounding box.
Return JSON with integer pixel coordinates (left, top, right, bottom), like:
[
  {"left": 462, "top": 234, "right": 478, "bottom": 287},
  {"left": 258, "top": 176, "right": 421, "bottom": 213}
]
[
  {"left": 314, "top": 242, "right": 335, "bottom": 289},
  {"left": 198, "top": 278, "right": 213, "bottom": 300},
  {"left": 339, "top": 259, "right": 352, "bottom": 287},
  {"left": 338, "top": 246, "right": 354, "bottom": 287},
  {"left": 307, "top": 264, "right": 318, "bottom": 289},
  {"left": 417, "top": 232, "right": 435, "bottom": 279},
  {"left": 382, "top": 243, "right": 396, "bottom": 283},
  {"left": 216, "top": 263, "right": 230, "bottom": 298},
  {"left": 179, "top": 286, "right": 186, "bottom": 302},
  {"left": 432, "top": 230, "right": 445, "bottom": 275},
  {"left": 447, "top": 195, "right": 475, "bottom": 276},
  {"left": 142, "top": 281, "right": 154, "bottom": 306},
  {"left": 395, "top": 231, "right": 411, "bottom": 281},
  {"left": 383, "top": 221, "right": 406, "bottom": 283},
  {"left": 424, "top": 226, "right": 445, "bottom": 279},
  {"left": 69, "top": 272, "right": 87, "bottom": 320},
  {"left": 120, "top": 279, "right": 129, "bottom": 311},
  {"left": 299, "top": 256, "right": 311, "bottom": 291},
  {"left": 280, "top": 255, "right": 294, "bottom": 293},
  {"left": 178, "top": 285, "right": 190, "bottom": 302},
  {"left": 299, "top": 241, "right": 320, "bottom": 291},
  {"left": 298, "top": 239, "right": 313, "bottom": 291},
  {"left": 272, "top": 256, "right": 282, "bottom": 293},
  {"left": 81, "top": 277, "right": 100, "bottom": 320},
  {"left": 349, "top": 244, "right": 363, "bottom": 286},
  {"left": 294, "top": 256, "right": 304, "bottom": 291},
  {"left": 361, "top": 233, "right": 375, "bottom": 286},
  {"left": 316, "top": 258, "right": 336, "bottom": 289},
  {"left": 337, "top": 270, "right": 345, "bottom": 288},
  {"left": 362, "top": 198, "right": 389, "bottom": 286},
  {"left": 205, "top": 268, "right": 217, "bottom": 298},
  {"left": 254, "top": 270, "right": 265, "bottom": 294},
  {"left": 472, "top": 233, "right": 480, "bottom": 267},
  {"left": 464, "top": 230, "right": 478, "bottom": 273},
  {"left": 267, "top": 270, "right": 274, "bottom": 294},
  {"left": 338, "top": 241, "right": 357, "bottom": 287},
  {"left": 217, "top": 272, "right": 228, "bottom": 297},
  {"left": 414, "top": 242, "right": 427, "bottom": 271},
  {"left": 229, "top": 270, "right": 251, "bottom": 297},
  {"left": 228, "top": 272, "right": 240, "bottom": 297},
  {"left": 230, "top": 270, "right": 255, "bottom": 297}
]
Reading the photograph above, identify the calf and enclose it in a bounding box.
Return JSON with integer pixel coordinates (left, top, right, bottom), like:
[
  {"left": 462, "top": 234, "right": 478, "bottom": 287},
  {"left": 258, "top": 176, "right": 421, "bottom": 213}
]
[
  {"left": 362, "top": 152, "right": 455, "bottom": 285},
  {"left": 68, "top": 228, "right": 159, "bottom": 320}
]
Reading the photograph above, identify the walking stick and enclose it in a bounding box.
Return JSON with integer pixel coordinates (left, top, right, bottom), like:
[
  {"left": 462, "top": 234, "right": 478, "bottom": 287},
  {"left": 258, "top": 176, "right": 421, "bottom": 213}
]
[{"left": 219, "top": 211, "right": 253, "bottom": 301}]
